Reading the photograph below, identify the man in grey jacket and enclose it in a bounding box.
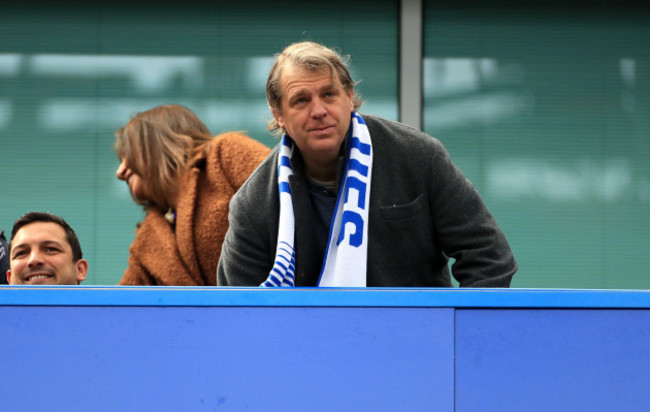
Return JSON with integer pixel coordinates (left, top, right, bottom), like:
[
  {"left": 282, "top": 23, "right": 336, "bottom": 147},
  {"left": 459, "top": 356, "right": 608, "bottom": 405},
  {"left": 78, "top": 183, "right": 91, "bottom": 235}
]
[{"left": 218, "top": 41, "right": 516, "bottom": 287}]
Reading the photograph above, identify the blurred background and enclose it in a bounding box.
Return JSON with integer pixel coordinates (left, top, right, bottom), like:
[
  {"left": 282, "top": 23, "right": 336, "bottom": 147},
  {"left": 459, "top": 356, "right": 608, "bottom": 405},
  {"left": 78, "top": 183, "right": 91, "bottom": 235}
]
[{"left": 1, "top": 0, "right": 648, "bottom": 288}]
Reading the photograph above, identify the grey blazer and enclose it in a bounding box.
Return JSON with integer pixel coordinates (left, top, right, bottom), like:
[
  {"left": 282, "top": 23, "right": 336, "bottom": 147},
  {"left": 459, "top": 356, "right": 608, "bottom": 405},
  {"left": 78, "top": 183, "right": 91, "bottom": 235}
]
[{"left": 218, "top": 115, "right": 517, "bottom": 287}]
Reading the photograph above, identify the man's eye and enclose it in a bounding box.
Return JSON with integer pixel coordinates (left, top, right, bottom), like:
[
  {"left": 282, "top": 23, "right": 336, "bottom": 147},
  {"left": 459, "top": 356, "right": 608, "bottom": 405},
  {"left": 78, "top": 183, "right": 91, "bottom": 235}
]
[
  {"left": 12, "top": 251, "right": 26, "bottom": 258},
  {"left": 45, "top": 247, "right": 60, "bottom": 253}
]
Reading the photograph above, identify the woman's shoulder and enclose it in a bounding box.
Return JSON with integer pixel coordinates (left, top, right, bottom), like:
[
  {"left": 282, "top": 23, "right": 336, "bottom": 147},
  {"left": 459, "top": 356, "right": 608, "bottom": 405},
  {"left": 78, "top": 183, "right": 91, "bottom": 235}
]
[
  {"left": 213, "top": 131, "right": 266, "bottom": 147},
  {"left": 198, "top": 131, "right": 273, "bottom": 188},
  {"left": 208, "top": 132, "right": 270, "bottom": 161}
]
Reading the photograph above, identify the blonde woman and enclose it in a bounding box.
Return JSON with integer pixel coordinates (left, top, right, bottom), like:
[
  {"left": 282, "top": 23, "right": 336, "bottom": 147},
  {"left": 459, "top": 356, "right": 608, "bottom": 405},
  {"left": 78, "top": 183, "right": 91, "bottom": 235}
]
[{"left": 115, "top": 104, "right": 269, "bottom": 285}]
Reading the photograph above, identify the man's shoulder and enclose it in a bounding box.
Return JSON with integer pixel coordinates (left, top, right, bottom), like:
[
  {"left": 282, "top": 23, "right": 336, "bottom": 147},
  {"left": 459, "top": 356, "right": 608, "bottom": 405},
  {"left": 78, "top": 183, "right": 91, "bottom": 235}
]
[{"left": 361, "top": 114, "right": 447, "bottom": 155}]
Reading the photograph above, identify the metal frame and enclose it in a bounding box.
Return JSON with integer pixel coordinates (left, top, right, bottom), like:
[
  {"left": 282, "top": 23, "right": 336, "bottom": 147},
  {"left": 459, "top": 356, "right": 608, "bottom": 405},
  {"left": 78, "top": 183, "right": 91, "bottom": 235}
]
[{"left": 399, "top": 0, "right": 423, "bottom": 129}]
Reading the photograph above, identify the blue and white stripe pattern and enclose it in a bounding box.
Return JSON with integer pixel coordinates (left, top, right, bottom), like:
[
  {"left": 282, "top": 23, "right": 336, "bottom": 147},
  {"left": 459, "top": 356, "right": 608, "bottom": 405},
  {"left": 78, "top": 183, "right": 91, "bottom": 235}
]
[
  {"left": 261, "top": 112, "right": 373, "bottom": 288},
  {"left": 318, "top": 112, "right": 372, "bottom": 287},
  {"left": 261, "top": 135, "right": 296, "bottom": 287}
]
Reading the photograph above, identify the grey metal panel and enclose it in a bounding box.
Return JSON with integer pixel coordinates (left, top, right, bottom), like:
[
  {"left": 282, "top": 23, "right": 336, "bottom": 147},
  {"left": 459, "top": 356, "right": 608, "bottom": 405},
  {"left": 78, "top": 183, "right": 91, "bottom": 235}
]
[{"left": 399, "top": 0, "right": 423, "bottom": 129}]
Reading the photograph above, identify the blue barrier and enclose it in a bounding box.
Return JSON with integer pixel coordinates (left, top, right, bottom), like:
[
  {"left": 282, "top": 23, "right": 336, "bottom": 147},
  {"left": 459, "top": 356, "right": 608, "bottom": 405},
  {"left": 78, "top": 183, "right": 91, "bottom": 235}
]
[{"left": 1, "top": 287, "right": 649, "bottom": 411}]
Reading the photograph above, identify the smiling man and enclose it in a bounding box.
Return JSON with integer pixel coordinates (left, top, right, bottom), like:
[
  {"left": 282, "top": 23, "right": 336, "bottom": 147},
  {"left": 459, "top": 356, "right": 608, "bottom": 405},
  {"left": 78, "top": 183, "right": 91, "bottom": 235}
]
[
  {"left": 7, "top": 212, "right": 88, "bottom": 285},
  {"left": 218, "top": 41, "right": 517, "bottom": 288}
]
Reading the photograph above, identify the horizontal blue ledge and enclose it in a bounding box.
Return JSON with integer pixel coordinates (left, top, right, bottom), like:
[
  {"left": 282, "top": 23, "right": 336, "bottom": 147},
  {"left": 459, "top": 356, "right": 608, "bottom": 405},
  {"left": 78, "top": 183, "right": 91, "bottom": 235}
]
[{"left": 1, "top": 286, "right": 650, "bottom": 308}]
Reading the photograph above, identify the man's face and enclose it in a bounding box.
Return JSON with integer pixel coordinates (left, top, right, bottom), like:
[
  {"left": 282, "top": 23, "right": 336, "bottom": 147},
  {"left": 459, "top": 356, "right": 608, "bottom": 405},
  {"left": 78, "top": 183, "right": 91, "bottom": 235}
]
[
  {"left": 7, "top": 222, "right": 88, "bottom": 285},
  {"left": 273, "top": 63, "right": 354, "bottom": 177}
]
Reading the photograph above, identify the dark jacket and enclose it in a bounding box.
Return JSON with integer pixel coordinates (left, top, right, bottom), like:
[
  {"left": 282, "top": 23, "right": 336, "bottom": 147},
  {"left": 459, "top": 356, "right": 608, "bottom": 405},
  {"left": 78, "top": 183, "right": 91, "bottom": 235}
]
[
  {"left": 1, "top": 230, "right": 9, "bottom": 284},
  {"left": 218, "top": 115, "right": 517, "bottom": 287}
]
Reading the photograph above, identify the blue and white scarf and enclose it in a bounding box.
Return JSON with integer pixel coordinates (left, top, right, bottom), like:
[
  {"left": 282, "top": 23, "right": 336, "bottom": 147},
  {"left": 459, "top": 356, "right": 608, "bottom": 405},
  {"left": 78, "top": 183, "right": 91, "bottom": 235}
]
[{"left": 261, "top": 112, "right": 373, "bottom": 287}]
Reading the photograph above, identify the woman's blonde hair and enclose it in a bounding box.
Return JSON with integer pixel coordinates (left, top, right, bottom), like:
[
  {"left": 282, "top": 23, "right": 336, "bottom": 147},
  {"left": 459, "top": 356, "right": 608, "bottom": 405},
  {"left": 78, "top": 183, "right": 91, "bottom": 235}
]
[{"left": 115, "top": 104, "right": 213, "bottom": 211}]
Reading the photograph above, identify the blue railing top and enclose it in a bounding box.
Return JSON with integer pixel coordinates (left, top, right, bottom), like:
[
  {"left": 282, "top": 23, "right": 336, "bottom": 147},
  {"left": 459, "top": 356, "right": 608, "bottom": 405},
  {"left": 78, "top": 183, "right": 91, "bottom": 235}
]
[{"left": 1, "top": 286, "right": 649, "bottom": 308}]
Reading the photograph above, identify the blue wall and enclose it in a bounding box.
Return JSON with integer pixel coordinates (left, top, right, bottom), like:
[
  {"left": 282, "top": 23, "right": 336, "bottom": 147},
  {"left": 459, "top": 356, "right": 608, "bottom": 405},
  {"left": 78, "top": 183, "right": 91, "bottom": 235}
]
[{"left": 2, "top": 288, "right": 649, "bottom": 411}]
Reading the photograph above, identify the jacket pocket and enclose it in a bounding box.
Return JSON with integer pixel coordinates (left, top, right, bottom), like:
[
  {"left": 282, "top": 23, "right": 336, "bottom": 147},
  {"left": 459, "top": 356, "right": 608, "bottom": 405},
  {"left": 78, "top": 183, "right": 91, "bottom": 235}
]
[{"left": 379, "top": 194, "right": 428, "bottom": 221}]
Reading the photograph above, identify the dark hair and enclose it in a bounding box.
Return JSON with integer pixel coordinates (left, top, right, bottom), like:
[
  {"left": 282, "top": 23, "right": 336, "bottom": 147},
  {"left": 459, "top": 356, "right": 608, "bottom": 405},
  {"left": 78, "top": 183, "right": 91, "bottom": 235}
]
[{"left": 10, "top": 212, "right": 83, "bottom": 261}]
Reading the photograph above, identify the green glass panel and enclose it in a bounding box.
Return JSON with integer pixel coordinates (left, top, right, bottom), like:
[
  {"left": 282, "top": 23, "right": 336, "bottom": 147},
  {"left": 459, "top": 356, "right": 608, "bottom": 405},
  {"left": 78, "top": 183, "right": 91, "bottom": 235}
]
[
  {"left": 424, "top": 1, "right": 650, "bottom": 289},
  {"left": 0, "top": 0, "right": 398, "bottom": 285}
]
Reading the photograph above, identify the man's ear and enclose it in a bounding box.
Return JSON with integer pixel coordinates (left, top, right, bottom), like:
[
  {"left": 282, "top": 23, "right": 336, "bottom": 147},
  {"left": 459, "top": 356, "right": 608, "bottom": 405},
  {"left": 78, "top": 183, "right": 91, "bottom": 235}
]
[
  {"left": 347, "top": 89, "right": 355, "bottom": 112},
  {"left": 75, "top": 259, "right": 88, "bottom": 284},
  {"left": 6, "top": 269, "right": 12, "bottom": 284},
  {"left": 272, "top": 109, "right": 285, "bottom": 129}
]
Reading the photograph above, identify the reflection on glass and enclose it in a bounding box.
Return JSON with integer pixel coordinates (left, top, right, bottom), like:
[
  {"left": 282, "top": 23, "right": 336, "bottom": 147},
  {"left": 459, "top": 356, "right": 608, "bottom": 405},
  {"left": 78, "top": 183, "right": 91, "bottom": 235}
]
[{"left": 423, "top": 2, "right": 650, "bottom": 289}]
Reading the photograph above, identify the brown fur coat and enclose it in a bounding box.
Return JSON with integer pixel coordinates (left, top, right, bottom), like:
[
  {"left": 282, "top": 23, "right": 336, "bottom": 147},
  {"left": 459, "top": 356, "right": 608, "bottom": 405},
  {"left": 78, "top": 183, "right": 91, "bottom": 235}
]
[{"left": 118, "top": 132, "right": 270, "bottom": 286}]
